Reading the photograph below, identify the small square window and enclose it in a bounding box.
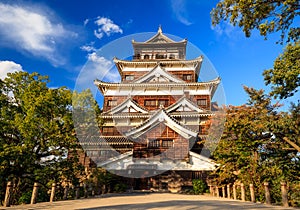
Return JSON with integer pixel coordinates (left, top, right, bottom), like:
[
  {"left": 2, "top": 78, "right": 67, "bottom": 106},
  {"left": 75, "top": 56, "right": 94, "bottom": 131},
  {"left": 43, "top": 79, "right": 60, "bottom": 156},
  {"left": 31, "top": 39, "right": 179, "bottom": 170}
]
[
  {"left": 107, "top": 100, "right": 117, "bottom": 106},
  {"left": 125, "top": 75, "right": 134, "bottom": 80},
  {"left": 144, "top": 100, "right": 156, "bottom": 106},
  {"left": 183, "top": 74, "right": 192, "bottom": 81},
  {"left": 197, "top": 99, "right": 207, "bottom": 106}
]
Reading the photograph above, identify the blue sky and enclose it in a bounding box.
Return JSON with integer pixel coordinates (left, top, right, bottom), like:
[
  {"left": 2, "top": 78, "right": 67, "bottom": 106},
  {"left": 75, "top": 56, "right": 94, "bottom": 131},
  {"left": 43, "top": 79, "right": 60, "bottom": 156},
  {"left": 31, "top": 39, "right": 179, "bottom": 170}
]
[{"left": 0, "top": 0, "right": 297, "bottom": 108}]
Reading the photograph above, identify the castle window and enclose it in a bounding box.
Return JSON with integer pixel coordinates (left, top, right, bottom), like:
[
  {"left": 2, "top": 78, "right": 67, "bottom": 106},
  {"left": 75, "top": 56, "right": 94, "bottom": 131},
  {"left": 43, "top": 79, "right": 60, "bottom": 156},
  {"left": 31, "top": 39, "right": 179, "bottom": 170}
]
[
  {"left": 169, "top": 54, "right": 175, "bottom": 59},
  {"left": 107, "top": 100, "right": 117, "bottom": 106},
  {"left": 148, "top": 139, "right": 173, "bottom": 148},
  {"left": 144, "top": 100, "right": 156, "bottom": 106},
  {"left": 158, "top": 100, "right": 169, "bottom": 107},
  {"left": 144, "top": 54, "right": 150, "bottom": 59},
  {"left": 148, "top": 139, "right": 160, "bottom": 148},
  {"left": 183, "top": 74, "right": 192, "bottom": 81},
  {"left": 161, "top": 140, "right": 173, "bottom": 148},
  {"left": 197, "top": 99, "right": 207, "bottom": 106},
  {"left": 125, "top": 75, "right": 134, "bottom": 80},
  {"left": 133, "top": 54, "right": 140, "bottom": 59}
]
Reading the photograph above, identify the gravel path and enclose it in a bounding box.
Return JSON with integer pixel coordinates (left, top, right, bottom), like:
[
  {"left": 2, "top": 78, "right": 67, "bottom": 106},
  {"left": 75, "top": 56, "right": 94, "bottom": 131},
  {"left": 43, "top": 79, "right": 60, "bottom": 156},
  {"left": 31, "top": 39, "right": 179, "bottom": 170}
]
[{"left": 1, "top": 193, "right": 298, "bottom": 210}]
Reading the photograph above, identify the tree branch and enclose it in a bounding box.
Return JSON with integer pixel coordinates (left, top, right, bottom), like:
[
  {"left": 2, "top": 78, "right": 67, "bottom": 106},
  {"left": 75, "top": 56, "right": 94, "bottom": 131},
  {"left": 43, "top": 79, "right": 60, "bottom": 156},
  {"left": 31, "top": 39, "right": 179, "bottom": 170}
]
[{"left": 283, "top": 137, "right": 300, "bottom": 153}]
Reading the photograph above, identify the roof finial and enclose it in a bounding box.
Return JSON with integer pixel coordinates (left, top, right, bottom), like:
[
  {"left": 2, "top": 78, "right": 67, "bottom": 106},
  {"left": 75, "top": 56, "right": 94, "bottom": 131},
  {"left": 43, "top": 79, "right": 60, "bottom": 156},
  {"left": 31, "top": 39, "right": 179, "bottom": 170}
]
[{"left": 158, "top": 25, "right": 162, "bottom": 33}]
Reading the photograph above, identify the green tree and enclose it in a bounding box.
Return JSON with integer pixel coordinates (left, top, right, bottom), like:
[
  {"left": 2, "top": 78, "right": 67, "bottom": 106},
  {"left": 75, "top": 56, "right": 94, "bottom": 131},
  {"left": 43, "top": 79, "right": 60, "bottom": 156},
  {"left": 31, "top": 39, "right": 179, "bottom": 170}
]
[
  {"left": 263, "top": 41, "right": 300, "bottom": 99},
  {"left": 0, "top": 72, "right": 83, "bottom": 204},
  {"left": 212, "top": 87, "right": 300, "bottom": 204},
  {"left": 211, "top": 0, "right": 299, "bottom": 42},
  {"left": 211, "top": 0, "right": 300, "bottom": 99}
]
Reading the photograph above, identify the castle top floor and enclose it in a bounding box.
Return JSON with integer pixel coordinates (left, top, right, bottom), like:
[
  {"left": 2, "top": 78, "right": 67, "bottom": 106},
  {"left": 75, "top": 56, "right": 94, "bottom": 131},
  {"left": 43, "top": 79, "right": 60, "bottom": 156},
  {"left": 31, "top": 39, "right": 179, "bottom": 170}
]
[{"left": 132, "top": 26, "right": 187, "bottom": 60}]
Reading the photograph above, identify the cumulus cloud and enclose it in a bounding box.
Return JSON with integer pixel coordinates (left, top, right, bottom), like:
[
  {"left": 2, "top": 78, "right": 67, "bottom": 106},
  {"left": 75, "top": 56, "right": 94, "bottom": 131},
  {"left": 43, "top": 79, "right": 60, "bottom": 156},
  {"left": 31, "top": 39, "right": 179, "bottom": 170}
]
[
  {"left": 76, "top": 52, "right": 120, "bottom": 91},
  {"left": 170, "top": 0, "right": 192, "bottom": 26},
  {"left": 93, "top": 17, "right": 123, "bottom": 39},
  {"left": 87, "top": 52, "right": 120, "bottom": 82},
  {"left": 0, "top": 3, "right": 76, "bottom": 66},
  {"left": 80, "top": 43, "right": 97, "bottom": 52},
  {"left": 0, "top": 60, "right": 24, "bottom": 80}
]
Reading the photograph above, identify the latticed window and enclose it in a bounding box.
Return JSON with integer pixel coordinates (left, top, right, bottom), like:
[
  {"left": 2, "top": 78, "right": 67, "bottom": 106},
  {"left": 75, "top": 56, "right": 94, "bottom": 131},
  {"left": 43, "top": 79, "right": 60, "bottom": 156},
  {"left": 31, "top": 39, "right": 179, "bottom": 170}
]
[
  {"left": 158, "top": 100, "right": 169, "bottom": 106},
  {"left": 125, "top": 75, "right": 134, "bottom": 80},
  {"left": 144, "top": 100, "right": 169, "bottom": 107},
  {"left": 148, "top": 139, "right": 160, "bottom": 148},
  {"left": 197, "top": 99, "right": 207, "bottom": 106},
  {"left": 107, "top": 100, "right": 117, "bottom": 106},
  {"left": 183, "top": 74, "right": 192, "bottom": 81},
  {"left": 144, "top": 100, "right": 156, "bottom": 106},
  {"left": 162, "top": 140, "right": 173, "bottom": 148},
  {"left": 148, "top": 139, "right": 173, "bottom": 148}
]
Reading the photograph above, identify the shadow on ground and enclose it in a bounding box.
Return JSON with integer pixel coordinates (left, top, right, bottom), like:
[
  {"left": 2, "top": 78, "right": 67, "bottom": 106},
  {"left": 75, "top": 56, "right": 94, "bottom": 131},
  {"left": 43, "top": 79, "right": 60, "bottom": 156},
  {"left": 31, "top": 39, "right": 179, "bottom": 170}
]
[{"left": 77, "top": 199, "right": 292, "bottom": 210}]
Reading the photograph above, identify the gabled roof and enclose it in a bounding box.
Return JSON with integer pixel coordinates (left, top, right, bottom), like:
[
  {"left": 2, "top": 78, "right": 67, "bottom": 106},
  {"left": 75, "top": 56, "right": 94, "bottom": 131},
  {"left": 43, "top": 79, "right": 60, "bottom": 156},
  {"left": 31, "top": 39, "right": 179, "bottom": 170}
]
[
  {"left": 132, "top": 63, "right": 185, "bottom": 83},
  {"left": 132, "top": 26, "right": 187, "bottom": 44},
  {"left": 125, "top": 109, "right": 198, "bottom": 139},
  {"left": 102, "top": 98, "right": 148, "bottom": 115},
  {"left": 165, "top": 96, "right": 210, "bottom": 113}
]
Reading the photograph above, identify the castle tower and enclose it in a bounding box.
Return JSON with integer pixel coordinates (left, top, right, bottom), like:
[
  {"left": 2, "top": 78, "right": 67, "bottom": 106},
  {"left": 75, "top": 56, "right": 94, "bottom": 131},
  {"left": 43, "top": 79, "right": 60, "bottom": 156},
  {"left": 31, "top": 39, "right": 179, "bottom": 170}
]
[{"left": 93, "top": 27, "right": 219, "bottom": 188}]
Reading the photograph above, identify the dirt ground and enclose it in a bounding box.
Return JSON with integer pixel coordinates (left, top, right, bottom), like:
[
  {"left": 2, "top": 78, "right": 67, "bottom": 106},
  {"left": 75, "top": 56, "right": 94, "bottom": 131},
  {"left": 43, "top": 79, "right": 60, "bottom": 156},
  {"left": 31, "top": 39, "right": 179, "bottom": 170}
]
[{"left": 1, "top": 193, "right": 298, "bottom": 210}]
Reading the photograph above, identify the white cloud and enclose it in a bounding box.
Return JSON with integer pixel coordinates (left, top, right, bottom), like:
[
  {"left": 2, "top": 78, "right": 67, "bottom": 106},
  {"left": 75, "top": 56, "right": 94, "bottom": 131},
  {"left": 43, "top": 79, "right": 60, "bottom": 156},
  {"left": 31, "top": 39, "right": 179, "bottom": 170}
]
[
  {"left": 0, "top": 3, "right": 76, "bottom": 66},
  {"left": 76, "top": 52, "right": 120, "bottom": 91},
  {"left": 211, "top": 20, "right": 241, "bottom": 39},
  {"left": 80, "top": 43, "right": 97, "bottom": 52},
  {"left": 87, "top": 52, "right": 120, "bottom": 82},
  {"left": 170, "top": 0, "right": 192, "bottom": 26},
  {"left": 93, "top": 17, "right": 123, "bottom": 39},
  {"left": 0, "top": 61, "right": 24, "bottom": 80},
  {"left": 84, "top": 18, "right": 89, "bottom": 26}
]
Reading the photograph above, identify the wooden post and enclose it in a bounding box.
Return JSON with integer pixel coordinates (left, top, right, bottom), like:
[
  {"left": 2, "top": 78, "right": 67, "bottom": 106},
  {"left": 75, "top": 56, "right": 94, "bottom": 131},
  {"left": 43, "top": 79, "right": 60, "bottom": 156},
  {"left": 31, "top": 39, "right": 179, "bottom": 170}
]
[
  {"left": 210, "top": 185, "right": 214, "bottom": 196},
  {"left": 75, "top": 185, "right": 80, "bottom": 199},
  {"left": 281, "top": 181, "right": 289, "bottom": 207},
  {"left": 4, "top": 181, "right": 13, "bottom": 207},
  {"left": 250, "top": 184, "right": 255, "bottom": 202},
  {"left": 233, "top": 184, "right": 237, "bottom": 200},
  {"left": 241, "top": 183, "right": 245, "bottom": 201},
  {"left": 63, "top": 183, "right": 69, "bottom": 200},
  {"left": 31, "top": 182, "right": 39, "bottom": 204},
  {"left": 222, "top": 186, "right": 226, "bottom": 198},
  {"left": 84, "top": 183, "right": 88, "bottom": 198},
  {"left": 264, "top": 182, "right": 271, "bottom": 205},
  {"left": 227, "top": 184, "right": 231, "bottom": 199},
  {"left": 50, "top": 183, "right": 56, "bottom": 202},
  {"left": 216, "top": 186, "right": 220, "bottom": 197}
]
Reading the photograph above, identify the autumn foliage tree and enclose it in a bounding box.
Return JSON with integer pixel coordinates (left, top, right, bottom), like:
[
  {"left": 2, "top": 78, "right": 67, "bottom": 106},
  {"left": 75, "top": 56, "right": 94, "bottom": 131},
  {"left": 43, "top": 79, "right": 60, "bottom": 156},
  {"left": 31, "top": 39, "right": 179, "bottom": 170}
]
[{"left": 212, "top": 87, "right": 300, "bottom": 205}]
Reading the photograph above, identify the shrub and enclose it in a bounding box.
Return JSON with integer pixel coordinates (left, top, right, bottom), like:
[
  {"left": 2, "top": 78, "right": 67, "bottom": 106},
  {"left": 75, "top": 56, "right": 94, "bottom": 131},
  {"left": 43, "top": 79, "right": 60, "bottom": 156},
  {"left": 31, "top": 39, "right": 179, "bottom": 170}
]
[{"left": 192, "top": 179, "right": 208, "bottom": 195}]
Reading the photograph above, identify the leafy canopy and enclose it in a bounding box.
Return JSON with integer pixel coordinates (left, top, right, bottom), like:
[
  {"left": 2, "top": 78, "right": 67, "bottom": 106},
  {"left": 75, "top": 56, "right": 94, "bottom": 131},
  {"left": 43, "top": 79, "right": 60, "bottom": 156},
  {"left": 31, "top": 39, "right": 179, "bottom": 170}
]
[{"left": 211, "top": 0, "right": 300, "bottom": 99}]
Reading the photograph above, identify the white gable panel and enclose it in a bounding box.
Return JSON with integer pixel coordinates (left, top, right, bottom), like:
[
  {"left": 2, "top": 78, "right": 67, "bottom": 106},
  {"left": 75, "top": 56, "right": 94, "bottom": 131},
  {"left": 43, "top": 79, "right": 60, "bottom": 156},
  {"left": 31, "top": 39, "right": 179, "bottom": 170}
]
[{"left": 134, "top": 65, "right": 184, "bottom": 84}]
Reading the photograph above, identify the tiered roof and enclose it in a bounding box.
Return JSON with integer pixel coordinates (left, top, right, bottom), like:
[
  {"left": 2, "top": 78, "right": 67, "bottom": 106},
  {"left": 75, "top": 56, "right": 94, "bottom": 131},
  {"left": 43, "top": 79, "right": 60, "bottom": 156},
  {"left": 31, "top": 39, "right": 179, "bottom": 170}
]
[{"left": 94, "top": 77, "right": 220, "bottom": 97}]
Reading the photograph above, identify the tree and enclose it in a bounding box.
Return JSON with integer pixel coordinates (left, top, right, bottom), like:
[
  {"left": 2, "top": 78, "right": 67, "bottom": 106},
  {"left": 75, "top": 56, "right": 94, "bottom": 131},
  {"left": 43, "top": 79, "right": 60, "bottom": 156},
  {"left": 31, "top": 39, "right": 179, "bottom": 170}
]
[
  {"left": 263, "top": 41, "right": 300, "bottom": 99},
  {"left": 0, "top": 72, "right": 83, "bottom": 204},
  {"left": 211, "top": 0, "right": 300, "bottom": 99},
  {"left": 212, "top": 87, "right": 300, "bottom": 204},
  {"left": 211, "top": 0, "right": 299, "bottom": 42}
]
